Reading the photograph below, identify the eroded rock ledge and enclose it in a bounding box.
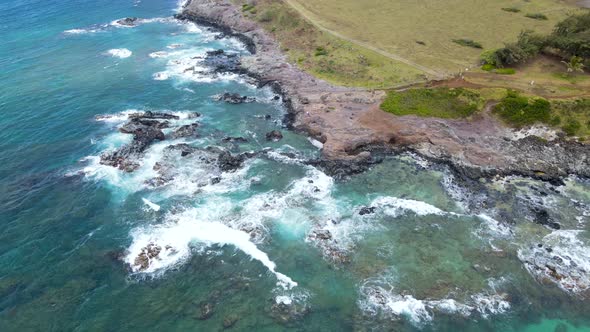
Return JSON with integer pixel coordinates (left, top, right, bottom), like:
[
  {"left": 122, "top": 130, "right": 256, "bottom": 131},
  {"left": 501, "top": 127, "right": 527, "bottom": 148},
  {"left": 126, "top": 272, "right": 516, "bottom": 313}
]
[{"left": 178, "top": 0, "right": 590, "bottom": 182}]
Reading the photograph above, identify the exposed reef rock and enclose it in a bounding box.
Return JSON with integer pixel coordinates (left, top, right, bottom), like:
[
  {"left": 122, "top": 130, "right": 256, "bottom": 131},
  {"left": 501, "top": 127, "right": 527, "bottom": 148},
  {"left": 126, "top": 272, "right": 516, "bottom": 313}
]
[{"left": 216, "top": 92, "right": 256, "bottom": 104}]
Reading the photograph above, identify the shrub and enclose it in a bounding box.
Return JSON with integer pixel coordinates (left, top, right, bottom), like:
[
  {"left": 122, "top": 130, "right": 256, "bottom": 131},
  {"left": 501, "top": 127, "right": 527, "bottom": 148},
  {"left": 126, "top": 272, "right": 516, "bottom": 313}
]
[
  {"left": 314, "top": 46, "right": 328, "bottom": 56},
  {"left": 480, "top": 49, "right": 501, "bottom": 67},
  {"left": 502, "top": 7, "right": 521, "bottom": 13},
  {"left": 380, "top": 88, "right": 481, "bottom": 119},
  {"left": 483, "top": 31, "right": 545, "bottom": 67},
  {"left": 452, "top": 39, "right": 483, "bottom": 49},
  {"left": 562, "top": 118, "right": 582, "bottom": 136},
  {"left": 493, "top": 90, "right": 551, "bottom": 126},
  {"left": 549, "top": 12, "right": 590, "bottom": 59},
  {"left": 258, "top": 9, "right": 275, "bottom": 22},
  {"left": 525, "top": 13, "right": 548, "bottom": 20}
]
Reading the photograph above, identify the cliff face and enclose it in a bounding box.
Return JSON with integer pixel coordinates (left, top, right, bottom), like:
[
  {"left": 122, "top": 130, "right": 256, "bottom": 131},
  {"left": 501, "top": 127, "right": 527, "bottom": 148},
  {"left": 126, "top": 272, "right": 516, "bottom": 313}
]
[{"left": 180, "top": 0, "right": 590, "bottom": 182}]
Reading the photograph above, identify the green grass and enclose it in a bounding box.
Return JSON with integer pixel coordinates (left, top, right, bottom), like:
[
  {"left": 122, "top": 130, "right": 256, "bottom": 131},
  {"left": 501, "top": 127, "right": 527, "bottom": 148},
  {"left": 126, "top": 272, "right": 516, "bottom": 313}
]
[
  {"left": 232, "top": 0, "right": 425, "bottom": 88},
  {"left": 525, "top": 13, "right": 549, "bottom": 20},
  {"left": 287, "top": 0, "right": 578, "bottom": 74},
  {"left": 380, "top": 88, "right": 482, "bottom": 118},
  {"left": 452, "top": 39, "right": 483, "bottom": 49},
  {"left": 494, "top": 68, "right": 516, "bottom": 75}
]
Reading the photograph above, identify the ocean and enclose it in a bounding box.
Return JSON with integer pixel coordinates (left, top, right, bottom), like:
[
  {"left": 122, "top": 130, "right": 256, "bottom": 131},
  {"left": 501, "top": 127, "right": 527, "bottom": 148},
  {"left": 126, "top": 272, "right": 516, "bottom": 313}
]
[{"left": 1, "top": 0, "right": 590, "bottom": 331}]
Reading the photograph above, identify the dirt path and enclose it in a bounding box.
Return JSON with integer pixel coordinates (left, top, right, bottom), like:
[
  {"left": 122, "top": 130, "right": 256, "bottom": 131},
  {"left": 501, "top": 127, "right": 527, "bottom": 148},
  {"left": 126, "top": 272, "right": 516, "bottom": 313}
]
[{"left": 284, "top": 0, "right": 445, "bottom": 79}]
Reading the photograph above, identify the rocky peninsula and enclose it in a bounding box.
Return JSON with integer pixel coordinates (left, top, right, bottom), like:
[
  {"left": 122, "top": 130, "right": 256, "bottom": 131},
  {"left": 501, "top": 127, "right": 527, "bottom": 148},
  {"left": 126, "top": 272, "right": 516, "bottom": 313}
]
[{"left": 178, "top": 0, "right": 590, "bottom": 182}]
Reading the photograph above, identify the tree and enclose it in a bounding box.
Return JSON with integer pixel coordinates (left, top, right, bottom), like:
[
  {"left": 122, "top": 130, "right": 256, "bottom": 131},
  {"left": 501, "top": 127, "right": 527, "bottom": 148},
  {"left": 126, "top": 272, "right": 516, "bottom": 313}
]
[{"left": 561, "top": 56, "right": 585, "bottom": 74}]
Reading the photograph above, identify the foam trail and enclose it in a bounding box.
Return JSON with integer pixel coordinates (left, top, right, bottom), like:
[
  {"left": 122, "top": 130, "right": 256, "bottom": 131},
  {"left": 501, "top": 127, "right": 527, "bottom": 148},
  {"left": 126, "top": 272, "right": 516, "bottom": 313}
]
[
  {"left": 126, "top": 209, "right": 297, "bottom": 289},
  {"left": 372, "top": 196, "right": 446, "bottom": 217},
  {"left": 142, "top": 198, "right": 161, "bottom": 211}
]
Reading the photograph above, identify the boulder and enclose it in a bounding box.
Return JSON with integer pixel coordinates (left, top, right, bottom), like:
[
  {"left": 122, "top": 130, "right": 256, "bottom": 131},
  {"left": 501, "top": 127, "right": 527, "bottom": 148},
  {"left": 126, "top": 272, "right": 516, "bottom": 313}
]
[
  {"left": 359, "top": 206, "right": 376, "bottom": 215},
  {"left": 265, "top": 130, "right": 283, "bottom": 142},
  {"left": 170, "top": 123, "right": 199, "bottom": 139}
]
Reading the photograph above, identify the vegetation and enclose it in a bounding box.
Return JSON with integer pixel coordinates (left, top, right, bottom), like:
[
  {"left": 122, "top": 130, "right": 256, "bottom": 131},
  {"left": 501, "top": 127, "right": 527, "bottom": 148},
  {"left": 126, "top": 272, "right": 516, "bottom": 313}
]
[
  {"left": 493, "top": 91, "right": 590, "bottom": 137},
  {"left": 380, "top": 88, "right": 483, "bottom": 119},
  {"left": 281, "top": 0, "right": 576, "bottom": 75},
  {"left": 525, "top": 13, "right": 549, "bottom": 21},
  {"left": 495, "top": 68, "right": 516, "bottom": 75},
  {"left": 482, "top": 12, "right": 590, "bottom": 69},
  {"left": 561, "top": 56, "right": 585, "bottom": 74},
  {"left": 493, "top": 90, "right": 551, "bottom": 126},
  {"left": 242, "top": 3, "right": 256, "bottom": 12},
  {"left": 501, "top": 7, "right": 521, "bottom": 13},
  {"left": 551, "top": 98, "right": 590, "bottom": 137},
  {"left": 232, "top": 0, "right": 425, "bottom": 88},
  {"left": 550, "top": 12, "right": 590, "bottom": 59},
  {"left": 452, "top": 39, "right": 483, "bottom": 49}
]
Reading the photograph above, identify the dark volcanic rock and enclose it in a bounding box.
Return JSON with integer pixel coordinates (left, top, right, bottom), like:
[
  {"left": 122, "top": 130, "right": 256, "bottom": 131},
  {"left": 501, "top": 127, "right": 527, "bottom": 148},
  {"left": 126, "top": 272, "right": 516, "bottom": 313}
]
[
  {"left": 119, "top": 118, "right": 170, "bottom": 134},
  {"left": 100, "top": 112, "right": 172, "bottom": 172},
  {"left": 532, "top": 207, "right": 561, "bottom": 230},
  {"left": 100, "top": 127, "right": 165, "bottom": 172},
  {"left": 130, "top": 111, "right": 180, "bottom": 120},
  {"left": 359, "top": 206, "right": 376, "bottom": 215},
  {"left": 216, "top": 150, "right": 257, "bottom": 172},
  {"left": 116, "top": 17, "right": 139, "bottom": 26},
  {"left": 170, "top": 123, "right": 199, "bottom": 139},
  {"left": 217, "top": 92, "right": 256, "bottom": 104},
  {"left": 222, "top": 136, "right": 248, "bottom": 143},
  {"left": 265, "top": 130, "right": 283, "bottom": 142},
  {"left": 203, "top": 49, "right": 244, "bottom": 74}
]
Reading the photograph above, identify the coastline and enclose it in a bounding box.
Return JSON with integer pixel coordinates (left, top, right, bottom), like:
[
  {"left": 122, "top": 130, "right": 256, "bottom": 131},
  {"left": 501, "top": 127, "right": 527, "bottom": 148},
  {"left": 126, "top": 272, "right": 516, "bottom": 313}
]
[{"left": 178, "top": 0, "right": 590, "bottom": 183}]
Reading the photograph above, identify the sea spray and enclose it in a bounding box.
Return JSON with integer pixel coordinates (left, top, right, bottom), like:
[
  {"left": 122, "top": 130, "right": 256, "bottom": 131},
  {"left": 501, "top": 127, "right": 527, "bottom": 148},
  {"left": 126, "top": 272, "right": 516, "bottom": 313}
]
[{"left": 125, "top": 207, "right": 297, "bottom": 289}]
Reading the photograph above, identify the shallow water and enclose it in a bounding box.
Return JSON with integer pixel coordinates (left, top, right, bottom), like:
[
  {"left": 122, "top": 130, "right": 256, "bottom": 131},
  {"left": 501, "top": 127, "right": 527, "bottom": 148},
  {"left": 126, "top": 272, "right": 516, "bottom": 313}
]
[{"left": 1, "top": 0, "right": 590, "bottom": 331}]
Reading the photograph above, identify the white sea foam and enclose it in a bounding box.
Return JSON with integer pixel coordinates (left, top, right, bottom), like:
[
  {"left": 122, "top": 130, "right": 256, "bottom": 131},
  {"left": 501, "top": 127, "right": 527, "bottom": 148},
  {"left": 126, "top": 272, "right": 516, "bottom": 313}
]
[
  {"left": 125, "top": 207, "right": 297, "bottom": 288},
  {"left": 518, "top": 230, "right": 590, "bottom": 295},
  {"left": 149, "top": 51, "right": 169, "bottom": 58},
  {"left": 106, "top": 48, "right": 132, "bottom": 58},
  {"left": 142, "top": 198, "right": 161, "bottom": 211},
  {"left": 95, "top": 109, "right": 141, "bottom": 123},
  {"left": 371, "top": 196, "right": 446, "bottom": 217},
  {"left": 64, "top": 28, "right": 99, "bottom": 35},
  {"left": 153, "top": 72, "right": 170, "bottom": 80},
  {"left": 359, "top": 274, "right": 510, "bottom": 325}
]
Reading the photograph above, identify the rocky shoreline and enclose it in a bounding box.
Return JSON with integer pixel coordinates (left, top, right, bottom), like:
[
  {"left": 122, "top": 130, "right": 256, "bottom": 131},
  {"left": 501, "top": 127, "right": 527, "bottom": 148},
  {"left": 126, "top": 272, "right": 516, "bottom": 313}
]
[{"left": 178, "top": 0, "right": 590, "bottom": 183}]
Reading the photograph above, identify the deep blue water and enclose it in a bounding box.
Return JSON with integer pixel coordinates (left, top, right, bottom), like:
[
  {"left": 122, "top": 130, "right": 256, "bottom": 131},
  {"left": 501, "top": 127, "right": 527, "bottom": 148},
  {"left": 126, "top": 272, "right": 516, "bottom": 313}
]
[{"left": 1, "top": 0, "right": 590, "bottom": 331}]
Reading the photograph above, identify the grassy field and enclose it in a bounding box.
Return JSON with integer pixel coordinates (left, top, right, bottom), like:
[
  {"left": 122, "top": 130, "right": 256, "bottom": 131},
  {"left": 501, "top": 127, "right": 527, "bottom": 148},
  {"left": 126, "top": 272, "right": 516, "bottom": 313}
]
[
  {"left": 287, "top": 0, "right": 581, "bottom": 75},
  {"left": 233, "top": 0, "right": 427, "bottom": 88}
]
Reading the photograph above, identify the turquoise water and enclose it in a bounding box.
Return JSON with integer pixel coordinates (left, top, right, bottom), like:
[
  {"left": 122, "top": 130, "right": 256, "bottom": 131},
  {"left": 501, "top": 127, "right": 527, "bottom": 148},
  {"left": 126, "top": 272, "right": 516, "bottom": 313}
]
[{"left": 1, "top": 0, "right": 590, "bottom": 331}]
